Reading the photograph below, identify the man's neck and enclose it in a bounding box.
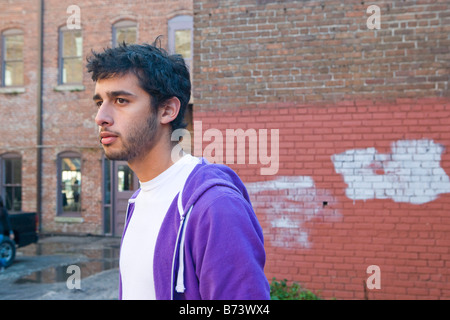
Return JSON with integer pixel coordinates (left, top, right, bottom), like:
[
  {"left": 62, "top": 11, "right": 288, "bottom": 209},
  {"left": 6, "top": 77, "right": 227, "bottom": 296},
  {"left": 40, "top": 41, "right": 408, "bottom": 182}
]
[{"left": 127, "top": 139, "right": 178, "bottom": 183}]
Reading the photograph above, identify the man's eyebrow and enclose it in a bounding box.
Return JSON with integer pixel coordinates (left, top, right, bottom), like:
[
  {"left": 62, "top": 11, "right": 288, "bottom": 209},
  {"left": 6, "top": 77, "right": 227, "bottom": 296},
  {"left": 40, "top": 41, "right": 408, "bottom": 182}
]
[{"left": 92, "top": 90, "right": 137, "bottom": 101}]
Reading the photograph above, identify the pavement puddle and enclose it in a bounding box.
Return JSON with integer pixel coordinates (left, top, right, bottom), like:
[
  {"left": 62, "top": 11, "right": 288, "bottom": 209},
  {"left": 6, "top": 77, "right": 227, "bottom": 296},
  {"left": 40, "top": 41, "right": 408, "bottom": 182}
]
[
  {"left": 14, "top": 259, "right": 119, "bottom": 285},
  {"left": 13, "top": 236, "right": 121, "bottom": 285}
]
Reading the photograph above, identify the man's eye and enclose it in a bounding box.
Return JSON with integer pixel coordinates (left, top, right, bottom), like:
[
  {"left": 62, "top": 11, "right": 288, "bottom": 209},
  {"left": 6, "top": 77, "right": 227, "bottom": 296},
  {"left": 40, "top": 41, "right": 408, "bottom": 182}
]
[
  {"left": 116, "top": 98, "right": 127, "bottom": 104},
  {"left": 96, "top": 101, "right": 103, "bottom": 107}
]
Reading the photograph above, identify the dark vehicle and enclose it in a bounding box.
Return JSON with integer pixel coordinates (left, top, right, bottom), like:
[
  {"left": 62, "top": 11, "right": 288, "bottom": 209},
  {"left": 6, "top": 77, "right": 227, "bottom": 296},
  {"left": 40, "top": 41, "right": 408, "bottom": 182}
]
[{"left": 1, "top": 212, "right": 38, "bottom": 268}]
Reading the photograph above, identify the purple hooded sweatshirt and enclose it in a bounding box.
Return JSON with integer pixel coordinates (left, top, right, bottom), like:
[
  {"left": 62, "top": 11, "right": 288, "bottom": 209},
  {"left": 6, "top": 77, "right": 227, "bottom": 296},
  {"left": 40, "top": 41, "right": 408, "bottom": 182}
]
[{"left": 119, "top": 158, "right": 270, "bottom": 300}]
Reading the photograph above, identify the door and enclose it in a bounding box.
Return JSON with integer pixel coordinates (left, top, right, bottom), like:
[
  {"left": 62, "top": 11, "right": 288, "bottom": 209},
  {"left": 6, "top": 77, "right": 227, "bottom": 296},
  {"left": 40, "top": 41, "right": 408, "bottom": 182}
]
[
  {"left": 103, "top": 158, "right": 138, "bottom": 237},
  {"left": 113, "top": 161, "right": 138, "bottom": 236}
]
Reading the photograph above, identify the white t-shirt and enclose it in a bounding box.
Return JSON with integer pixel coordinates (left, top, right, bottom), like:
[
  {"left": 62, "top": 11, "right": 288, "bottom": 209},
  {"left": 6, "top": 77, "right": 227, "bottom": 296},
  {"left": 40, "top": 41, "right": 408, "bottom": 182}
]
[{"left": 119, "top": 154, "right": 200, "bottom": 300}]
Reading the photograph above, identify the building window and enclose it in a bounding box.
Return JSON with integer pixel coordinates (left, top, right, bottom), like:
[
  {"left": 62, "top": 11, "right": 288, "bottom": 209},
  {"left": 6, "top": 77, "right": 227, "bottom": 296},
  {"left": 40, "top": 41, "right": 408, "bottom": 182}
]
[
  {"left": 59, "top": 27, "right": 83, "bottom": 84},
  {"left": 102, "top": 157, "right": 112, "bottom": 235},
  {"left": 168, "top": 15, "right": 194, "bottom": 147},
  {"left": 0, "top": 153, "right": 22, "bottom": 212},
  {"left": 112, "top": 20, "right": 137, "bottom": 47},
  {"left": 168, "top": 15, "right": 193, "bottom": 73},
  {"left": 58, "top": 152, "right": 81, "bottom": 216},
  {"left": 1, "top": 29, "right": 24, "bottom": 87},
  {"left": 117, "top": 164, "right": 135, "bottom": 192}
]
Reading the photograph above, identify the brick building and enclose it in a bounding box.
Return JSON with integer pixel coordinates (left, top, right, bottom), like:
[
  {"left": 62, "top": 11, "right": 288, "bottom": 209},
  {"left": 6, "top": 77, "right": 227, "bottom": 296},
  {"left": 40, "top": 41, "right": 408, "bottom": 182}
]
[
  {"left": 1, "top": 0, "right": 449, "bottom": 300},
  {"left": 192, "top": 0, "right": 450, "bottom": 299},
  {"left": 0, "top": 0, "right": 193, "bottom": 236}
]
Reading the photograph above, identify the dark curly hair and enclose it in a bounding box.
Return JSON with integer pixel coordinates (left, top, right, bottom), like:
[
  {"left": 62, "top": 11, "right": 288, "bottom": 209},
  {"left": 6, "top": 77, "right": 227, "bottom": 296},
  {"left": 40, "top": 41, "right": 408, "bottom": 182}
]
[{"left": 86, "top": 38, "right": 191, "bottom": 131}]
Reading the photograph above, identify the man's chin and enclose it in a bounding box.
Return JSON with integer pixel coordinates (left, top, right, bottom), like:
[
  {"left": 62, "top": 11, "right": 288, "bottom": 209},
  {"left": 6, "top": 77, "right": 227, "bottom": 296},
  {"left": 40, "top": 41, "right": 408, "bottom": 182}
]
[{"left": 103, "top": 148, "right": 129, "bottom": 161}]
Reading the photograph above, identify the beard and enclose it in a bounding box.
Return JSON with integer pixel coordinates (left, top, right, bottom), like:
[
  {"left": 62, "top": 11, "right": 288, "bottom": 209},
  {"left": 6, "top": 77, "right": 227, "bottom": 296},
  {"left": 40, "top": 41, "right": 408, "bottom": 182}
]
[{"left": 102, "top": 111, "right": 159, "bottom": 162}]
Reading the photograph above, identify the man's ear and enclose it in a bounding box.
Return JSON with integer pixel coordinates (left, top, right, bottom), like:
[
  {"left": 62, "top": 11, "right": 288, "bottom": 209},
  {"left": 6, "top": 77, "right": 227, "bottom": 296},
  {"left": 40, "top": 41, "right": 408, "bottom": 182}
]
[{"left": 159, "top": 97, "right": 181, "bottom": 125}]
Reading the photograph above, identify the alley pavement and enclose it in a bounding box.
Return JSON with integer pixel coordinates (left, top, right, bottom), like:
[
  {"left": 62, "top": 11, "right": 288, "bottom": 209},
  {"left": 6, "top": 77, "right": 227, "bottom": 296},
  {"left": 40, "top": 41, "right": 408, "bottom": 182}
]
[{"left": 0, "top": 235, "right": 121, "bottom": 300}]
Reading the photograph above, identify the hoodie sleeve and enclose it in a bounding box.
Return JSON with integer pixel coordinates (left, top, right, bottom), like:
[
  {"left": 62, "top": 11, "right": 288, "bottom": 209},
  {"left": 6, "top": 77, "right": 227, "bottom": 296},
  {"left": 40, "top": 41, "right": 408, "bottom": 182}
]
[{"left": 185, "top": 187, "right": 270, "bottom": 300}]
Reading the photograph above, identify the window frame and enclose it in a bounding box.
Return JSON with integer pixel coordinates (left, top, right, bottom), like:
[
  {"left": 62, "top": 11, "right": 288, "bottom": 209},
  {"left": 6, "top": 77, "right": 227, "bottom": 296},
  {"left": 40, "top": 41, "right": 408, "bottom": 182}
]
[
  {"left": 102, "top": 156, "right": 112, "bottom": 235},
  {"left": 112, "top": 20, "right": 138, "bottom": 48},
  {"left": 58, "top": 26, "right": 83, "bottom": 85},
  {"left": 168, "top": 15, "right": 193, "bottom": 67},
  {"left": 57, "top": 151, "right": 82, "bottom": 217},
  {"left": 0, "top": 153, "right": 22, "bottom": 213},
  {"left": 168, "top": 15, "right": 193, "bottom": 103},
  {"left": 1, "top": 29, "right": 24, "bottom": 87}
]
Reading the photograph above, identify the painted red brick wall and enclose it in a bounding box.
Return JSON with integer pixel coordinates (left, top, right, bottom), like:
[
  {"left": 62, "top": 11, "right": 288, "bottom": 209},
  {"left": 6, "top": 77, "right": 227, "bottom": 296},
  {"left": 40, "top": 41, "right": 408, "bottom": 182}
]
[{"left": 193, "top": 0, "right": 450, "bottom": 299}]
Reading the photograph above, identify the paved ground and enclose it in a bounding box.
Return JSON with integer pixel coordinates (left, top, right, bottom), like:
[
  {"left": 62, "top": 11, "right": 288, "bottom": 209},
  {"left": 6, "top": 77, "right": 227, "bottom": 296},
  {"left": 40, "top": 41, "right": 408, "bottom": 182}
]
[{"left": 0, "top": 235, "right": 121, "bottom": 300}]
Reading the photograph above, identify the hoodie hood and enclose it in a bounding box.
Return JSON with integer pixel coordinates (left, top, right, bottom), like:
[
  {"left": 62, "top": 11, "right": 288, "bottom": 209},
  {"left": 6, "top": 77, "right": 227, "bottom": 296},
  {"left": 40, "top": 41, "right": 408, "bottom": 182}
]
[
  {"left": 178, "top": 158, "right": 251, "bottom": 217},
  {"left": 119, "top": 157, "right": 269, "bottom": 300}
]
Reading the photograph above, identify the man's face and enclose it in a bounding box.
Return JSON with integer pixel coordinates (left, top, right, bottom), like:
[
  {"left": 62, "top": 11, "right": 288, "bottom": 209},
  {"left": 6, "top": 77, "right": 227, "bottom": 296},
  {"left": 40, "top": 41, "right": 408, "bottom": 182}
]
[{"left": 94, "top": 72, "right": 160, "bottom": 162}]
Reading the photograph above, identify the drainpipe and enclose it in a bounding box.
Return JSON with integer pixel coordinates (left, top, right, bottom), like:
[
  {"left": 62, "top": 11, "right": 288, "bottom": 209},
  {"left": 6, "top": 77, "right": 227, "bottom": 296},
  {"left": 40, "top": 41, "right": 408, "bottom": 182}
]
[{"left": 36, "top": 0, "right": 44, "bottom": 232}]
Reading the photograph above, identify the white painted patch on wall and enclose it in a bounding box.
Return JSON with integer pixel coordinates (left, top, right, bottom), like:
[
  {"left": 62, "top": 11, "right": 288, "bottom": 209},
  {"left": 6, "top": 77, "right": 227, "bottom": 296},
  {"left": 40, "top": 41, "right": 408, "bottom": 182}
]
[
  {"left": 246, "top": 176, "right": 342, "bottom": 249},
  {"left": 332, "top": 139, "right": 450, "bottom": 204}
]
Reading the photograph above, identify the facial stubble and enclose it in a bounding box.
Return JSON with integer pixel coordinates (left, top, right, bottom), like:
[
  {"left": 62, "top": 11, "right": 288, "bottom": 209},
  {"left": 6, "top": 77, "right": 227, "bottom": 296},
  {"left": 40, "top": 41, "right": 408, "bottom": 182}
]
[{"left": 102, "top": 111, "right": 159, "bottom": 163}]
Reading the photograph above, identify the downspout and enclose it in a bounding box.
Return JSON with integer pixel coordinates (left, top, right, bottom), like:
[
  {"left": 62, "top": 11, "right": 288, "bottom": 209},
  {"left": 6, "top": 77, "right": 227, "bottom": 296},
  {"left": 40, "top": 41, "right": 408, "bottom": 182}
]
[{"left": 36, "top": 0, "right": 44, "bottom": 232}]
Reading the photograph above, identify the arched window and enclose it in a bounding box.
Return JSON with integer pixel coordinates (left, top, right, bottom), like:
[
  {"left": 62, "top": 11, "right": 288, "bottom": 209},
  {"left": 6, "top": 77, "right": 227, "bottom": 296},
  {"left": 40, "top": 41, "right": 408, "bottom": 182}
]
[
  {"left": 112, "top": 20, "right": 137, "bottom": 47},
  {"left": 168, "top": 15, "right": 193, "bottom": 72},
  {"left": 0, "top": 153, "right": 22, "bottom": 212},
  {"left": 59, "top": 26, "right": 83, "bottom": 84},
  {"left": 168, "top": 15, "right": 194, "bottom": 146},
  {"left": 58, "top": 152, "right": 81, "bottom": 216},
  {"left": 1, "top": 29, "right": 24, "bottom": 87}
]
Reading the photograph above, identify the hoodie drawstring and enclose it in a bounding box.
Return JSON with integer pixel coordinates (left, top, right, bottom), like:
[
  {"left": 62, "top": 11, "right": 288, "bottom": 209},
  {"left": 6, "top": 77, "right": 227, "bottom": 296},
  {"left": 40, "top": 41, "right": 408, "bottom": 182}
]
[
  {"left": 175, "top": 205, "right": 193, "bottom": 294},
  {"left": 171, "top": 189, "right": 193, "bottom": 299}
]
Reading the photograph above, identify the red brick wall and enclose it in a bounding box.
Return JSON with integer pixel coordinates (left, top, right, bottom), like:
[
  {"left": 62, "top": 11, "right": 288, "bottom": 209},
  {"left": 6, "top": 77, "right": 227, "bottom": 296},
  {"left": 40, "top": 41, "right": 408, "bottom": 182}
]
[
  {"left": 193, "top": 0, "right": 450, "bottom": 299},
  {"left": 0, "top": 1, "right": 40, "bottom": 213}
]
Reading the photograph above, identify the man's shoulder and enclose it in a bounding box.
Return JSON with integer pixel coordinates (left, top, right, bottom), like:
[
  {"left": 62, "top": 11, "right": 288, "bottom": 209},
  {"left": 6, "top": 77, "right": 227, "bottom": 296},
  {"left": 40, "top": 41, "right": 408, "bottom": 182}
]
[
  {"left": 183, "top": 160, "right": 250, "bottom": 205},
  {"left": 186, "top": 160, "right": 245, "bottom": 192}
]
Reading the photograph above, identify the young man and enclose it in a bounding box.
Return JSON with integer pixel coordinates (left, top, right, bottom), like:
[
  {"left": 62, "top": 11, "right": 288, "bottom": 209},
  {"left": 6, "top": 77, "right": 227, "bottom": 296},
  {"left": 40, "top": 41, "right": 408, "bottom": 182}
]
[{"left": 87, "top": 42, "right": 270, "bottom": 300}]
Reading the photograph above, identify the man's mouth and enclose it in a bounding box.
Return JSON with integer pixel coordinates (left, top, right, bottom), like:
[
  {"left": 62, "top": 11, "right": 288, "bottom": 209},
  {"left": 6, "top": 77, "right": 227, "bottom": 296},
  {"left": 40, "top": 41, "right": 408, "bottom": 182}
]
[{"left": 100, "top": 131, "right": 119, "bottom": 145}]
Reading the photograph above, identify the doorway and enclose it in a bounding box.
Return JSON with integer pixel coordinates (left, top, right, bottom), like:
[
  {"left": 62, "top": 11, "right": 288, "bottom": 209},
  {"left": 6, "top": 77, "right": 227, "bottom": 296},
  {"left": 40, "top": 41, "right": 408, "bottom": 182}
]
[{"left": 103, "top": 158, "right": 138, "bottom": 236}]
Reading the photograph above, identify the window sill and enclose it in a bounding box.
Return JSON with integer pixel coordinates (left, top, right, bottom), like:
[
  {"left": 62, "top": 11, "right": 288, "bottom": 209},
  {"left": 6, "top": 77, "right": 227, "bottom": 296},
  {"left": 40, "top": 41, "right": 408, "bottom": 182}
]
[
  {"left": 0, "top": 87, "right": 26, "bottom": 94},
  {"left": 54, "top": 84, "right": 85, "bottom": 92},
  {"left": 54, "top": 216, "right": 84, "bottom": 224}
]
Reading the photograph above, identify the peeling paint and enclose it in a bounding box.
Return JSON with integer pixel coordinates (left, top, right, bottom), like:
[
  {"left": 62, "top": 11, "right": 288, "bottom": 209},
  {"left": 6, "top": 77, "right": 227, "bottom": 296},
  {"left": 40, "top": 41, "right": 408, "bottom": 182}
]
[
  {"left": 332, "top": 139, "right": 450, "bottom": 204},
  {"left": 246, "top": 176, "right": 342, "bottom": 249}
]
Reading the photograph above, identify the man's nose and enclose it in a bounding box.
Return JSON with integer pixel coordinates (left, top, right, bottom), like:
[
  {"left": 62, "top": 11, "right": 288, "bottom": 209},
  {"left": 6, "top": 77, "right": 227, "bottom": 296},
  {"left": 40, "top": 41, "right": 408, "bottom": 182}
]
[{"left": 95, "top": 102, "right": 114, "bottom": 127}]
